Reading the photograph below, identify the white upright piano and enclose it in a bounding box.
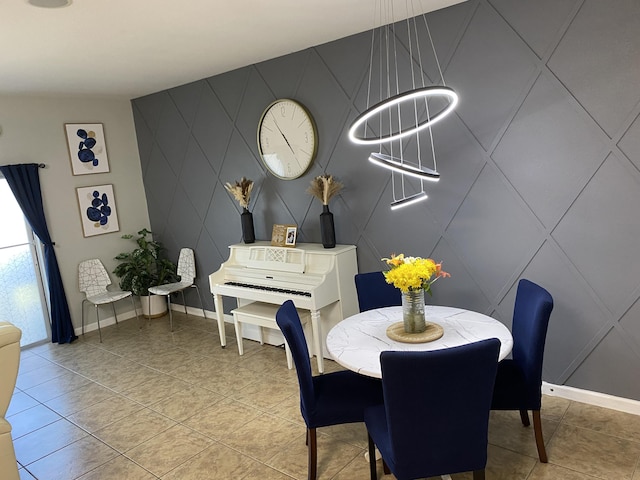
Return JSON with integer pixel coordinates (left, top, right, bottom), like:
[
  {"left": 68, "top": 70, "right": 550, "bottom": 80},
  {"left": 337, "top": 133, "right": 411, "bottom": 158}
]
[{"left": 209, "top": 242, "right": 358, "bottom": 373}]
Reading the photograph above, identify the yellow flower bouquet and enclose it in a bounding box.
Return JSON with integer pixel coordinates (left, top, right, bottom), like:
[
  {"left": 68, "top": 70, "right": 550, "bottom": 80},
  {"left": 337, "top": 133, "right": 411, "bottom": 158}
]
[
  {"left": 382, "top": 253, "right": 450, "bottom": 334},
  {"left": 382, "top": 253, "right": 450, "bottom": 295}
]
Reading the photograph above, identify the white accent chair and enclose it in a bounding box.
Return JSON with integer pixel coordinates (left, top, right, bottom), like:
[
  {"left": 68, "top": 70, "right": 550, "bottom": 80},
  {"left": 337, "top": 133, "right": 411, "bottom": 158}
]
[
  {"left": 79, "top": 259, "right": 138, "bottom": 342},
  {"left": 147, "top": 248, "right": 206, "bottom": 331},
  {"left": 0, "top": 322, "right": 21, "bottom": 480}
]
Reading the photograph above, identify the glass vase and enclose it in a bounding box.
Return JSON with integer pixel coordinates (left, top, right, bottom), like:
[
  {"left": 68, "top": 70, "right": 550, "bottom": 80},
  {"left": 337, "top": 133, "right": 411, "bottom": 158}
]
[{"left": 402, "top": 290, "right": 426, "bottom": 333}]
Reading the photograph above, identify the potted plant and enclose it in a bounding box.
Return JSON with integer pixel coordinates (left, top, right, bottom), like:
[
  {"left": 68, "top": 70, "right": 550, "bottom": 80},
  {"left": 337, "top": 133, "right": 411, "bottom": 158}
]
[{"left": 113, "top": 228, "right": 178, "bottom": 317}]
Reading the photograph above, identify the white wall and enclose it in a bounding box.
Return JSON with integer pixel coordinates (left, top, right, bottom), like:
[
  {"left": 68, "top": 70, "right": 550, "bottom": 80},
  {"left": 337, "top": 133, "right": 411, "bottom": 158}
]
[{"left": 0, "top": 94, "right": 149, "bottom": 332}]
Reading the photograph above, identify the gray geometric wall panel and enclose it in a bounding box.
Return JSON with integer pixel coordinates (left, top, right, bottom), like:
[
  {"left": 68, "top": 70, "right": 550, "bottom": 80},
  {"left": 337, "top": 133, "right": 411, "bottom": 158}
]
[
  {"left": 548, "top": 0, "right": 640, "bottom": 136},
  {"left": 445, "top": 2, "right": 538, "bottom": 150},
  {"left": 492, "top": 72, "right": 609, "bottom": 229},
  {"left": 489, "top": 0, "right": 580, "bottom": 58},
  {"left": 552, "top": 154, "right": 640, "bottom": 316},
  {"left": 132, "top": 0, "right": 640, "bottom": 401}
]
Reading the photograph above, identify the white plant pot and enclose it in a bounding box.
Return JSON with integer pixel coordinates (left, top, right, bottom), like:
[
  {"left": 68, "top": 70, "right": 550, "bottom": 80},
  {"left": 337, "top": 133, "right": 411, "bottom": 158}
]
[{"left": 140, "top": 295, "right": 167, "bottom": 318}]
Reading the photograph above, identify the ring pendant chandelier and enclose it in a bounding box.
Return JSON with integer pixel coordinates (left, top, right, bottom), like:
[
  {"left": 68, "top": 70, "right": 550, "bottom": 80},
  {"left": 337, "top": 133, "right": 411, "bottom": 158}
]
[{"left": 347, "top": 0, "right": 458, "bottom": 209}]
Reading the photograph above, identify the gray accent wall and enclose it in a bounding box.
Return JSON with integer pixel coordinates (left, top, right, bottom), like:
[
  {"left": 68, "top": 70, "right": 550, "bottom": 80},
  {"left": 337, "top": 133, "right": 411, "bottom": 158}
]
[{"left": 131, "top": 0, "right": 640, "bottom": 401}]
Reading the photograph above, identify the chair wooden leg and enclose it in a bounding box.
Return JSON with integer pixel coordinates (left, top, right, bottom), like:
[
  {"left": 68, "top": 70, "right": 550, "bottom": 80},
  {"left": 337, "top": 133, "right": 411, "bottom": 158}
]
[
  {"left": 308, "top": 428, "right": 317, "bottom": 480},
  {"left": 532, "top": 410, "right": 548, "bottom": 463},
  {"left": 473, "top": 469, "right": 486, "bottom": 480},
  {"left": 367, "top": 434, "right": 377, "bottom": 480},
  {"left": 519, "top": 409, "right": 530, "bottom": 426},
  {"left": 382, "top": 459, "right": 390, "bottom": 475}
]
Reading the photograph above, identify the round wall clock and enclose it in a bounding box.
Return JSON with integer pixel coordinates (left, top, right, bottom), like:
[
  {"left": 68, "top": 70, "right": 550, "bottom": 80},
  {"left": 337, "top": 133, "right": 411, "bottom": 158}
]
[{"left": 257, "top": 99, "right": 318, "bottom": 180}]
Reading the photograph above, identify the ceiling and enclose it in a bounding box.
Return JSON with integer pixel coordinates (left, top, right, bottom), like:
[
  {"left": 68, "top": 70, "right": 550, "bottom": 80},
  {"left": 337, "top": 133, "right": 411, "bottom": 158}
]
[{"left": 1, "top": 0, "right": 465, "bottom": 99}]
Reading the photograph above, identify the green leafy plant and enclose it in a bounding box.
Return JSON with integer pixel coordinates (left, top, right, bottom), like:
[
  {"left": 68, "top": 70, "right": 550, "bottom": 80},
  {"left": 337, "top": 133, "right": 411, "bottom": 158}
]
[{"left": 113, "top": 228, "right": 178, "bottom": 296}]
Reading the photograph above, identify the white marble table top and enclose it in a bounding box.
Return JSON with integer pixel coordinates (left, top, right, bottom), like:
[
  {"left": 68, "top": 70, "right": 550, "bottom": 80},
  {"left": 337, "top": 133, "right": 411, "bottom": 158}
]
[{"left": 326, "top": 305, "right": 513, "bottom": 378}]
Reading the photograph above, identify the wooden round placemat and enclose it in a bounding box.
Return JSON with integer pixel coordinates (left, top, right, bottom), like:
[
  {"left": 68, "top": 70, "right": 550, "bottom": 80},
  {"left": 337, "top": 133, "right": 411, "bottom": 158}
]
[{"left": 386, "top": 321, "right": 444, "bottom": 344}]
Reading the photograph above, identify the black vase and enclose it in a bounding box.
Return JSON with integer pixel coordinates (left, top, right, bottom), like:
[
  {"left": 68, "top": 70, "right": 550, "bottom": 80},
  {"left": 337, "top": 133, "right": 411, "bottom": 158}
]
[
  {"left": 320, "top": 204, "right": 336, "bottom": 248},
  {"left": 241, "top": 208, "right": 255, "bottom": 243}
]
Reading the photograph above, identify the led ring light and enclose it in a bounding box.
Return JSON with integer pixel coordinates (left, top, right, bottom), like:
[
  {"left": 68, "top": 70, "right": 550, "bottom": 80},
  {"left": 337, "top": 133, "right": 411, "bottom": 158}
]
[
  {"left": 391, "top": 192, "right": 428, "bottom": 210},
  {"left": 348, "top": 86, "right": 458, "bottom": 145},
  {"left": 368, "top": 153, "right": 440, "bottom": 181}
]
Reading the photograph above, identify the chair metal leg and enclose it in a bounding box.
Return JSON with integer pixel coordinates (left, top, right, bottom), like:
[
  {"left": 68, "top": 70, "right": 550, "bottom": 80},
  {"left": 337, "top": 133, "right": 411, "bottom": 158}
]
[
  {"left": 167, "top": 295, "right": 174, "bottom": 331},
  {"left": 193, "top": 284, "right": 207, "bottom": 318},
  {"left": 111, "top": 303, "right": 119, "bottom": 325},
  {"left": 81, "top": 299, "right": 87, "bottom": 335},
  {"left": 520, "top": 409, "right": 530, "bottom": 426},
  {"left": 130, "top": 295, "right": 141, "bottom": 330},
  {"left": 95, "top": 305, "right": 102, "bottom": 343},
  {"left": 181, "top": 290, "right": 188, "bottom": 316},
  {"left": 308, "top": 427, "right": 317, "bottom": 480},
  {"left": 532, "top": 410, "right": 548, "bottom": 463},
  {"left": 130, "top": 295, "right": 139, "bottom": 319},
  {"left": 368, "top": 434, "right": 377, "bottom": 480}
]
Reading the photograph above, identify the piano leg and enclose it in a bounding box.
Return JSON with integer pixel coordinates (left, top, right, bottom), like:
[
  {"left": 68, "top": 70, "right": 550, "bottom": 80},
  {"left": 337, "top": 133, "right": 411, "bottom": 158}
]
[
  {"left": 213, "top": 294, "right": 227, "bottom": 347},
  {"left": 310, "top": 309, "right": 324, "bottom": 374}
]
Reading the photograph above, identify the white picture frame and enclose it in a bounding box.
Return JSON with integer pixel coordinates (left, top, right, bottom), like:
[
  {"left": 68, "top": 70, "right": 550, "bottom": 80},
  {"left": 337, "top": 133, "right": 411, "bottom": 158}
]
[{"left": 285, "top": 226, "right": 297, "bottom": 246}]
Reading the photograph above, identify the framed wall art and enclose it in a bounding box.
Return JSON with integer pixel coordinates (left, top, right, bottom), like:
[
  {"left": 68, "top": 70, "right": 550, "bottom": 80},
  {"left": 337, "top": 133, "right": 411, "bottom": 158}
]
[
  {"left": 271, "top": 224, "right": 297, "bottom": 247},
  {"left": 76, "top": 184, "right": 120, "bottom": 237},
  {"left": 65, "top": 123, "right": 110, "bottom": 175}
]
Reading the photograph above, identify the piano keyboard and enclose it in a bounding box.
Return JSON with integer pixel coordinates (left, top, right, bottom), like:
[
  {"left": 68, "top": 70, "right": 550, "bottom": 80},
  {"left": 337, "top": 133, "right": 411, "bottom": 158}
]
[{"left": 224, "top": 281, "right": 312, "bottom": 297}]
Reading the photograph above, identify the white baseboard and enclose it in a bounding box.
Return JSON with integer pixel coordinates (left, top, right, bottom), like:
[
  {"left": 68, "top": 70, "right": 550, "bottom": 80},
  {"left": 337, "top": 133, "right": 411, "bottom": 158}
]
[
  {"left": 543, "top": 382, "right": 640, "bottom": 416},
  {"left": 77, "top": 305, "right": 286, "bottom": 350},
  {"left": 78, "top": 307, "right": 640, "bottom": 416},
  {"left": 74, "top": 308, "right": 139, "bottom": 336},
  {"left": 77, "top": 305, "right": 221, "bottom": 335}
]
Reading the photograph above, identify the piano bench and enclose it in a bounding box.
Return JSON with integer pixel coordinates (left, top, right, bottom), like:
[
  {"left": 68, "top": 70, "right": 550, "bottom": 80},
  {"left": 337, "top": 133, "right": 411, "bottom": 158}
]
[{"left": 231, "top": 302, "right": 311, "bottom": 369}]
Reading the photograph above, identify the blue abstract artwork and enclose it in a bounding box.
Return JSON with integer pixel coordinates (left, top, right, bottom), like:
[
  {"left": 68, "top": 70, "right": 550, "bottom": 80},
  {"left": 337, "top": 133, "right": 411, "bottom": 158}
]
[
  {"left": 76, "top": 184, "right": 120, "bottom": 236},
  {"left": 86, "top": 189, "right": 112, "bottom": 225},
  {"left": 77, "top": 129, "right": 99, "bottom": 167},
  {"left": 66, "top": 123, "right": 110, "bottom": 175}
]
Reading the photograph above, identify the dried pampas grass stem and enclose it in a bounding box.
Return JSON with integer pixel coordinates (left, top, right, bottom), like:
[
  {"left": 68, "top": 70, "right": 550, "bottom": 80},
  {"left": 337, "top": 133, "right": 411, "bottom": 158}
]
[
  {"left": 224, "top": 177, "right": 254, "bottom": 209},
  {"left": 307, "top": 174, "right": 343, "bottom": 205}
]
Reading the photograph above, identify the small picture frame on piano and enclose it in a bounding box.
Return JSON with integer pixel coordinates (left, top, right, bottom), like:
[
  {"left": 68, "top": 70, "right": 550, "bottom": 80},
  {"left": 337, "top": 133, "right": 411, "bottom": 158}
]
[
  {"left": 285, "top": 226, "right": 297, "bottom": 246},
  {"left": 271, "top": 224, "right": 297, "bottom": 247}
]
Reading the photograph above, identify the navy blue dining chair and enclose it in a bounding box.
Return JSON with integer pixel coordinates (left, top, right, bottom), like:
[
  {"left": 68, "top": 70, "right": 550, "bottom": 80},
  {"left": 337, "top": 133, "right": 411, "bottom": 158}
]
[
  {"left": 365, "top": 338, "right": 501, "bottom": 480},
  {"left": 491, "top": 278, "right": 554, "bottom": 462},
  {"left": 355, "top": 271, "right": 402, "bottom": 312},
  {"left": 276, "top": 300, "right": 384, "bottom": 480}
]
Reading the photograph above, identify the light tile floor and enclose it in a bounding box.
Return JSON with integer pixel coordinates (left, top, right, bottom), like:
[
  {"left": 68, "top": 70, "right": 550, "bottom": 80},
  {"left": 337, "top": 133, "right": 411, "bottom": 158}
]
[{"left": 8, "top": 311, "right": 640, "bottom": 479}]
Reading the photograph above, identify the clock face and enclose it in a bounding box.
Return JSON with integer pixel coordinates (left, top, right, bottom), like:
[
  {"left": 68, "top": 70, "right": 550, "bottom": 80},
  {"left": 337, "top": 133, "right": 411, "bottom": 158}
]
[{"left": 257, "top": 99, "right": 318, "bottom": 180}]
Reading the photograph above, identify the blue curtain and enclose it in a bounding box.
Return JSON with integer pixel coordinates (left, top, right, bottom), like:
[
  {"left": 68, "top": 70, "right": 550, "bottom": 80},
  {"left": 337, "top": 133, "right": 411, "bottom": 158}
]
[{"left": 0, "top": 163, "right": 77, "bottom": 344}]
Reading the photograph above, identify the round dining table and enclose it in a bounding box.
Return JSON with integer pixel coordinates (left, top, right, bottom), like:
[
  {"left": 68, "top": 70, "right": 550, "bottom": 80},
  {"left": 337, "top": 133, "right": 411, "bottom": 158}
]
[{"left": 326, "top": 305, "right": 513, "bottom": 378}]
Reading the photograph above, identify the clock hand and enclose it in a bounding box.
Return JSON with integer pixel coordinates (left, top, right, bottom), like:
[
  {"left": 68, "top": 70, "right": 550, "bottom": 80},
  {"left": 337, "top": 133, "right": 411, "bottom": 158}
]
[{"left": 270, "top": 113, "right": 299, "bottom": 159}]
